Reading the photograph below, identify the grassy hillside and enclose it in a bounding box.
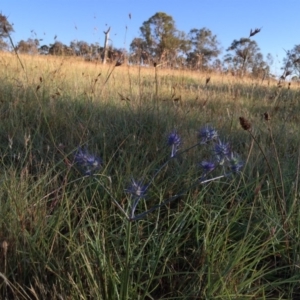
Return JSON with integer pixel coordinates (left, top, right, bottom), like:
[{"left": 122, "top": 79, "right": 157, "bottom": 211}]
[{"left": 0, "top": 52, "right": 300, "bottom": 299}]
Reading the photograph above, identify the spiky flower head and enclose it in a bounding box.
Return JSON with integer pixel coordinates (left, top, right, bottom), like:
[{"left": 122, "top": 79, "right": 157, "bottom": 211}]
[
  {"left": 168, "top": 131, "right": 181, "bottom": 157},
  {"left": 200, "top": 160, "right": 216, "bottom": 173},
  {"left": 74, "top": 147, "right": 102, "bottom": 176},
  {"left": 214, "top": 139, "right": 231, "bottom": 164},
  {"left": 126, "top": 178, "right": 148, "bottom": 220},
  {"left": 126, "top": 178, "right": 147, "bottom": 199},
  {"left": 229, "top": 153, "right": 244, "bottom": 173},
  {"left": 198, "top": 125, "right": 218, "bottom": 144}
]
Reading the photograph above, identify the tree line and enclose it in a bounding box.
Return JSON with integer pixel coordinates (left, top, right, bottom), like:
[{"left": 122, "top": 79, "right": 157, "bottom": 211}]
[{"left": 0, "top": 12, "right": 300, "bottom": 79}]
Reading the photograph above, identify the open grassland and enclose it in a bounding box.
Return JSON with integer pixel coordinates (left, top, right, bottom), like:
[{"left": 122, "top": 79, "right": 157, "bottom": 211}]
[{"left": 1, "top": 52, "right": 300, "bottom": 299}]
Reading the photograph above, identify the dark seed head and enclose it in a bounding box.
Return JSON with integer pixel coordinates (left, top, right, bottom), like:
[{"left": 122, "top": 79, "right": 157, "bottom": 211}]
[
  {"left": 239, "top": 117, "right": 251, "bottom": 131},
  {"left": 263, "top": 112, "right": 270, "bottom": 121}
]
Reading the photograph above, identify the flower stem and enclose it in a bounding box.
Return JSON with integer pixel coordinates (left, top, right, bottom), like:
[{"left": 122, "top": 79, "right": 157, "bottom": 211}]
[{"left": 121, "top": 220, "right": 132, "bottom": 299}]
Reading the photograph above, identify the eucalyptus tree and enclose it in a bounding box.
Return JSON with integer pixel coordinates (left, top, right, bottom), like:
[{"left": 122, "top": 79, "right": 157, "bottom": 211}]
[
  {"left": 129, "top": 37, "right": 150, "bottom": 65},
  {"left": 186, "top": 28, "right": 221, "bottom": 70},
  {"left": 226, "top": 38, "right": 262, "bottom": 76},
  {"left": 251, "top": 52, "right": 270, "bottom": 78},
  {"left": 282, "top": 44, "right": 300, "bottom": 78},
  {"left": 79, "top": 41, "right": 91, "bottom": 56},
  {"left": 38, "top": 45, "right": 49, "bottom": 55},
  {"left": 49, "top": 41, "right": 65, "bottom": 56},
  {"left": 49, "top": 41, "right": 73, "bottom": 56},
  {"left": 0, "top": 13, "right": 14, "bottom": 50},
  {"left": 136, "top": 12, "right": 189, "bottom": 66},
  {"left": 16, "top": 38, "right": 39, "bottom": 54}
]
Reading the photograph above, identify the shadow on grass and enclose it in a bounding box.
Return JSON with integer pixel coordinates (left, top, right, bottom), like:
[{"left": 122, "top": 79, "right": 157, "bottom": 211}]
[{"left": 0, "top": 80, "right": 299, "bottom": 299}]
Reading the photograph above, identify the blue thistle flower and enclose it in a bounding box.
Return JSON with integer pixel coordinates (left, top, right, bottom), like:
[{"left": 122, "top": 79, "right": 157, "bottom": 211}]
[
  {"left": 126, "top": 178, "right": 147, "bottom": 198},
  {"left": 126, "top": 178, "right": 148, "bottom": 219},
  {"left": 214, "top": 139, "right": 231, "bottom": 164},
  {"left": 229, "top": 153, "right": 244, "bottom": 173},
  {"left": 168, "top": 131, "right": 181, "bottom": 157},
  {"left": 198, "top": 125, "right": 218, "bottom": 144},
  {"left": 200, "top": 160, "right": 216, "bottom": 172},
  {"left": 74, "top": 147, "right": 102, "bottom": 176}
]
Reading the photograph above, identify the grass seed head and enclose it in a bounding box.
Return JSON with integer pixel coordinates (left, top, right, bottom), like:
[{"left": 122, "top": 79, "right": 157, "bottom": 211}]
[
  {"left": 239, "top": 117, "right": 251, "bottom": 131},
  {"left": 263, "top": 112, "right": 270, "bottom": 121},
  {"left": 249, "top": 27, "right": 262, "bottom": 37}
]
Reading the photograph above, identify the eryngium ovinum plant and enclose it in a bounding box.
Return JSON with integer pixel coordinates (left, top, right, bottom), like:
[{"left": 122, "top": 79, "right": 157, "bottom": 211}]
[{"left": 73, "top": 125, "right": 244, "bottom": 221}]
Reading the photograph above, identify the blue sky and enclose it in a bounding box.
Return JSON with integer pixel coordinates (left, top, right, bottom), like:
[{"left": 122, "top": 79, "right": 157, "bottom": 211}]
[{"left": 2, "top": 0, "right": 300, "bottom": 74}]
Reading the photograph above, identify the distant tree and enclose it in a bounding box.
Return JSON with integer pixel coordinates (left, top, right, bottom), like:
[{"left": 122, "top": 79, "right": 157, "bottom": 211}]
[
  {"left": 49, "top": 41, "right": 64, "bottom": 55},
  {"left": 212, "top": 58, "right": 222, "bottom": 72},
  {"left": 77, "top": 43, "right": 124, "bottom": 63},
  {"left": 49, "top": 41, "right": 73, "bottom": 56},
  {"left": 0, "top": 39, "right": 9, "bottom": 51},
  {"left": 226, "top": 38, "right": 262, "bottom": 76},
  {"left": 251, "top": 52, "right": 270, "bottom": 79},
  {"left": 137, "top": 12, "right": 188, "bottom": 65},
  {"left": 186, "top": 28, "right": 221, "bottom": 70},
  {"left": 106, "top": 47, "right": 124, "bottom": 63},
  {"left": 64, "top": 45, "right": 74, "bottom": 56},
  {"left": 222, "top": 53, "right": 239, "bottom": 74},
  {"left": 39, "top": 44, "right": 50, "bottom": 55},
  {"left": 70, "top": 40, "right": 99, "bottom": 59},
  {"left": 282, "top": 45, "right": 300, "bottom": 77},
  {"left": 76, "top": 41, "right": 91, "bottom": 56},
  {"left": 17, "top": 38, "right": 39, "bottom": 54},
  {"left": 129, "top": 37, "right": 150, "bottom": 64},
  {"left": 86, "top": 42, "right": 101, "bottom": 60},
  {"left": 0, "top": 13, "right": 14, "bottom": 50},
  {"left": 70, "top": 40, "right": 79, "bottom": 55}
]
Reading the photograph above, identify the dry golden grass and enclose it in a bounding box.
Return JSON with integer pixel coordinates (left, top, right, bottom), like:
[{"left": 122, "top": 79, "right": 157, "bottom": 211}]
[
  {"left": 2, "top": 51, "right": 299, "bottom": 137},
  {"left": 1, "top": 51, "right": 299, "bottom": 127},
  {"left": 0, "top": 51, "right": 283, "bottom": 89}
]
